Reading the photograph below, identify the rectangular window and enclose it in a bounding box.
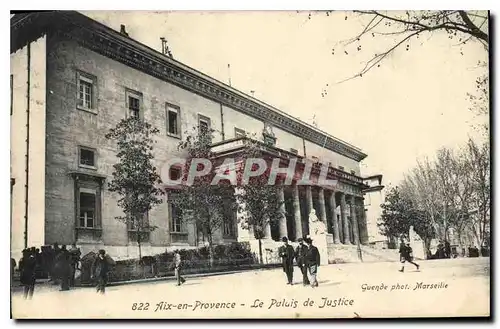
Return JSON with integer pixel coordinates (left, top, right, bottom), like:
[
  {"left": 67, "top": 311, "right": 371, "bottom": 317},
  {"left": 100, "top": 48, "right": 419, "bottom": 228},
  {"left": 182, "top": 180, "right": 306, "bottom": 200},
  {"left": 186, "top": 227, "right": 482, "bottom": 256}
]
[
  {"left": 289, "top": 148, "right": 298, "bottom": 155},
  {"left": 198, "top": 114, "right": 211, "bottom": 136},
  {"left": 339, "top": 166, "right": 345, "bottom": 171},
  {"left": 170, "top": 202, "right": 183, "bottom": 233},
  {"left": 129, "top": 96, "right": 140, "bottom": 118},
  {"left": 234, "top": 127, "right": 246, "bottom": 138},
  {"left": 169, "top": 167, "right": 182, "bottom": 181},
  {"left": 78, "top": 146, "right": 96, "bottom": 169},
  {"left": 129, "top": 212, "right": 149, "bottom": 231},
  {"left": 166, "top": 104, "right": 181, "bottom": 137},
  {"left": 10, "top": 75, "right": 13, "bottom": 116},
  {"left": 79, "top": 192, "right": 96, "bottom": 228},
  {"left": 76, "top": 72, "right": 96, "bottom": 111},
  {"left": 126, "top": 89, "right": 142, "bottom": 119}
]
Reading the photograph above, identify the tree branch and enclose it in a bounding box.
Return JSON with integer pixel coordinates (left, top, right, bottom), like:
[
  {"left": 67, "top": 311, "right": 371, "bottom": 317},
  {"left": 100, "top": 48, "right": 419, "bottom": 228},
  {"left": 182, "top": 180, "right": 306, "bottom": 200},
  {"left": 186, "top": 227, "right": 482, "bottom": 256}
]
[{"left": 458, "top": 10, "right": 489, "bottom": 42}]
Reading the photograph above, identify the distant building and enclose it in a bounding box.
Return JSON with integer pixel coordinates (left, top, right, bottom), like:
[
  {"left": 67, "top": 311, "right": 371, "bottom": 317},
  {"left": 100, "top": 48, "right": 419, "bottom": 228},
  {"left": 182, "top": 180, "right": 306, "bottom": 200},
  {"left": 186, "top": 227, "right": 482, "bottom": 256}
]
[{"left": 362, "top": 174, "right": 392, "bottom": 248}]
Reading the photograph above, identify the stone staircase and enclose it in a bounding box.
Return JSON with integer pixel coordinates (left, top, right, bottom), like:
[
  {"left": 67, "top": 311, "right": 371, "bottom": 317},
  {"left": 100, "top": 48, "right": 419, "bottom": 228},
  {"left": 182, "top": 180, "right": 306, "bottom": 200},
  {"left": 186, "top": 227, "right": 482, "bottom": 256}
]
[
  {"left": 245, "top": 238, "right": 401, "bottom": 265},
  {"left": 327, "top": 243, "right": 400, "bottom": 264}
]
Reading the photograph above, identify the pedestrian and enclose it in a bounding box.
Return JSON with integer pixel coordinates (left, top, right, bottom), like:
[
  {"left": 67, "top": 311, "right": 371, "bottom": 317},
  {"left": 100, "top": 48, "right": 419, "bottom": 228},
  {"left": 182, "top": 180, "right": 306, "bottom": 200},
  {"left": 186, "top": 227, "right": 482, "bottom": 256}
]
[
  {"left": 55, "top": 245, "right": 72, "bottom": 291},
  {"left": 19, "top": 248, "right": 37, "bottom": 299},
  {"left": 92, "top": 249, "right": 111, "bottom": 294},
  {"left": 278, "top": 237, "right": 295, "bottom": 285},
  {"left": 174, "top": 250, "right": 186, "bottom": 286},
  {"left": 304, "top": 237, "right": 320, "bottom": 288},
  {"left": 11, "top": 257, "right": 16, "bottom": 283},
  {"left": 444, "top": 240, "right": 451, "bottom": 259},
  {"left": 399, "top": 242, "right": 420, "bottom": 272},
  {"left": 295, "top": 238, "right": 310, "bottom": 286},
  {"left": 69, "top": 243, "right": 81, "bottom": 287}
]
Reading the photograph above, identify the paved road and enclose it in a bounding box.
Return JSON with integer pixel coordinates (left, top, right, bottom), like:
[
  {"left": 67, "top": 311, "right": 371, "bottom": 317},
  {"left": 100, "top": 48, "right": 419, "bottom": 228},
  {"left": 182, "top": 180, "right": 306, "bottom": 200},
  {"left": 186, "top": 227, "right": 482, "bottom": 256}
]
[{"left": 12, "top": 257, "right": 490, "bottom": 319}]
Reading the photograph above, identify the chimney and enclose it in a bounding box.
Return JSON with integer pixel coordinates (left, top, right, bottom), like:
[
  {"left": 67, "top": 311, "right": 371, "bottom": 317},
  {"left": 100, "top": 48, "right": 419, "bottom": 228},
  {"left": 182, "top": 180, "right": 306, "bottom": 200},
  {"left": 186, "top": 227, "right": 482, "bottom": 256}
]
[{"left": 120, "top": 24, "right": 129, "bottom": 37}]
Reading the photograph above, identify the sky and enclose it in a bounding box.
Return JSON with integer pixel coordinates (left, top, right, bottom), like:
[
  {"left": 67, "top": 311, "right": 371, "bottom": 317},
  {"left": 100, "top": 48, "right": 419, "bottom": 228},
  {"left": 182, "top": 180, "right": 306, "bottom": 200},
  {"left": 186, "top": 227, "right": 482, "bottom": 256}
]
[{"left": 83, "top": 11, "right": 488, "bottom": 187}]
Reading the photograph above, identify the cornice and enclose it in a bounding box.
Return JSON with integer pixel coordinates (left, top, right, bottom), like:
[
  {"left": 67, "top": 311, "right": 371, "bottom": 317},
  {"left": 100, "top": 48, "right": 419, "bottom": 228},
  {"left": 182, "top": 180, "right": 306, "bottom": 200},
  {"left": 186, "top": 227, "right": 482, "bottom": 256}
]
[
  {"left": 13, "top": 11, "right": 368, "bottom": 162},
  {"left": 362, "top": 185, "right": 385, "bottom": 193}
]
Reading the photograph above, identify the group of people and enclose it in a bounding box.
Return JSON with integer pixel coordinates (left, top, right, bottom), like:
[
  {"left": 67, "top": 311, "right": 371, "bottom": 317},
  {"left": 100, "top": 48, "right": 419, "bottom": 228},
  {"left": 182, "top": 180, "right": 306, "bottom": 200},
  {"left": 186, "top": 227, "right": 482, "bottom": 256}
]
[
  {"left": 14, "top": 243, "right": 82, "bottom": 298},
  {"left": 13, "top": 243, "right": 117, "bottom": 298},
  {"left": 278, "top": 236, "right": 321, "bottom": 288}
]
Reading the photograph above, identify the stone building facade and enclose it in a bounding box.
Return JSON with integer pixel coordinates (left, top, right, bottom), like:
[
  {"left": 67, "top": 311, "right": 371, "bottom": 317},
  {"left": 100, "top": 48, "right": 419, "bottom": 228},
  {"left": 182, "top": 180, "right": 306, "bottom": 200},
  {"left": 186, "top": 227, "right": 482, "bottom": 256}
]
[
  {"left": 11, "top": 11, "right": 369, "bottom": 261},
  {"left": 362, "top": 174, "right": 391, "bottom": 248}
]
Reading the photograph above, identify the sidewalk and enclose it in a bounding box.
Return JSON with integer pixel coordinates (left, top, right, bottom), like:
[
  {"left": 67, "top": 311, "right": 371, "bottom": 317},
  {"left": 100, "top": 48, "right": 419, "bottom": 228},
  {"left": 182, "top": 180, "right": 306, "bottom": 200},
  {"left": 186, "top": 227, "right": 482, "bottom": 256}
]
[{"left": 11, "top": 264, "right": 282, "bottom": 294}]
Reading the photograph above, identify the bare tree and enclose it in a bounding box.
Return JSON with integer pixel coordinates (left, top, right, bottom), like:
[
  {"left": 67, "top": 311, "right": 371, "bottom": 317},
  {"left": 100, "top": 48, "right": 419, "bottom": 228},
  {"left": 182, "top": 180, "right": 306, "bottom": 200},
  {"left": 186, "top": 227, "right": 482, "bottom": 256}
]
[
  {"left": 329, "top": 10, "right": 489, "bottom": 82},
  {"left": 464, "top": 138, "right": 490, "bottom": 249}
]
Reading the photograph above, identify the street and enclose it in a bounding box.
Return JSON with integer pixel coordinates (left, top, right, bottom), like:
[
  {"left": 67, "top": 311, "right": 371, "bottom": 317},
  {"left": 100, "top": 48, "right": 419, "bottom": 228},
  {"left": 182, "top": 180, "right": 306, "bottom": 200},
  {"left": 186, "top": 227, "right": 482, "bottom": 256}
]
[{"left": 12, "top": 257, "right": 490, "bottom": 319}]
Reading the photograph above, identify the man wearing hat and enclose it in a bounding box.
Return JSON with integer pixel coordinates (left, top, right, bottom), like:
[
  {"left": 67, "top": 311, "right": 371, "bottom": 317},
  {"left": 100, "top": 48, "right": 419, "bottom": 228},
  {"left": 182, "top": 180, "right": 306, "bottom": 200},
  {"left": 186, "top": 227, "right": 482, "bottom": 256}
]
[
  {"left": 92, "top": 249, "right": 112, "bottom": 294},
  {"left": 278, "top": 237, "right": 295, "bottom": 285},
  {"left": 295, "top": 238, "right": 310, "bottom": 286},
  {"left": 304, "top": 237, "right": 320, "bottom": 287}
]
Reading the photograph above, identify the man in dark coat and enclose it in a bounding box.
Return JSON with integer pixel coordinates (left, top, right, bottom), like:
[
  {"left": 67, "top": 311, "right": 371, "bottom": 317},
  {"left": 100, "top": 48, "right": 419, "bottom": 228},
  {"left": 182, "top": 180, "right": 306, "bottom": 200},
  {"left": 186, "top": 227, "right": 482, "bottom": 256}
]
[
  {"left": 11, "top": 258, "right": 16, "bottom": 283},
  {"left": 295, "top": 237, "right": 310, "bottom": 286},
  {"left": 278, "top": 237, "right": 295, "bottom": 285},
  {"left": 444, "top": 240, "right": 451, "bottom": 259},
  {"left": 92, "top": 249, "right": 111, "bottom": 294},
  {"left": 304, "top": 237, "right": 320, "bottom": 288},
  {"left": 399, "top": 242, "right": 420, "bottom": 272},
  {"left": 55, "top": 245, "right": 72, "bottom": 291},
  {"left": 19, "top": 249, "right": 37, "bottom": 299}
]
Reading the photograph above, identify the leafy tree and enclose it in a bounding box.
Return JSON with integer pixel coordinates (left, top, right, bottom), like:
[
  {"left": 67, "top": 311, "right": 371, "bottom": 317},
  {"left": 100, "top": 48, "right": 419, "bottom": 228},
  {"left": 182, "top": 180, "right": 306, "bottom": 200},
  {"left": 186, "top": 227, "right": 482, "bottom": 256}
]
[
  {"left": 378, "top": 187, "right": 412, "bottom": 240},
  {"left": 379, "top": 186, "right": 435, "bottom": 257},
  {"left": 235, "top": 138, "right": 285, "bottom": 264},
  {"left": 105, "top": 117, "right": 164, "bottom": 260},
  {"left": 171, "top": 127, "right": 235, "bottom": 267}
]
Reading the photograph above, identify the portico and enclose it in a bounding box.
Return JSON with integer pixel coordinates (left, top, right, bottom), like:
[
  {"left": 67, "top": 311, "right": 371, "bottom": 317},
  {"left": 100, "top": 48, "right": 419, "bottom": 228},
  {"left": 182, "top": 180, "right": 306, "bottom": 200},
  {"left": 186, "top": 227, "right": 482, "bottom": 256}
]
[{"left": 210, "top": 136, "right": 369, "bottom": 248}]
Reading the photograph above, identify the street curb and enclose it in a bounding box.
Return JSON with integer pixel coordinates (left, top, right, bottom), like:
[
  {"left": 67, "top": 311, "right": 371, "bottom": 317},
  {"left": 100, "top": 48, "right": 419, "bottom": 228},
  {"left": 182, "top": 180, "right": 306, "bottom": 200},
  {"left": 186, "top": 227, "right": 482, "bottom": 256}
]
[{"left": 93, "top": 265, "right": 282, "bottom": 288}]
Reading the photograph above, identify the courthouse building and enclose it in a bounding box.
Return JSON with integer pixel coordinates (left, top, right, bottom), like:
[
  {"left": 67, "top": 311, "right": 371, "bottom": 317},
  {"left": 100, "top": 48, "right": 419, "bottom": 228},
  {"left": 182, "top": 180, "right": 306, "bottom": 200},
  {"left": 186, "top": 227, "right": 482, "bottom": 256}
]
[{"left": 10, "top": 11, "right": 370, "bottom": 260}]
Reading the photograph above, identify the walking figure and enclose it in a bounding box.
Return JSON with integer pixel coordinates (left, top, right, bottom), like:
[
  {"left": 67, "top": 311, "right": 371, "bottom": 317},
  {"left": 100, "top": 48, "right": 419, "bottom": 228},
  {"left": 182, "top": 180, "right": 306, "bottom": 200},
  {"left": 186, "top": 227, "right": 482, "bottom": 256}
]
[
  {"left": 295, "top": 238, "right": 310, "bottom": 286},
  {"left": 174, "top": 250, "right": 186, "bottom": 286},
  {"left": 69, "top": 243, "right": 81, "bottom": 287},
  {"left": 278, "top": 237, "right": 295, "bottom": 285},
  {"left": 19, "top": 249, "right": 37, "bottom": 299},
  {"left": 304, "top": 237, "right": 320, "bottom": 288},
  {"left": 55, "top": 245, "right": 72, "bottom": 291},
  {"left": 92, "top": 250, "right": 111, "bottom": 294},
  {"left": 399, "top": 241, "right": 420, "bottom": 272}
]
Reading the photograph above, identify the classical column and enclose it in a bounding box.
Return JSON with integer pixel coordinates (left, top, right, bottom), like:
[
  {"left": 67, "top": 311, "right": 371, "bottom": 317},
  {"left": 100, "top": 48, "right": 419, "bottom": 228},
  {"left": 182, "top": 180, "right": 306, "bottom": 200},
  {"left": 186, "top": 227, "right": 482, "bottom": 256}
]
[
  {"left": 305, "top": 185, "right": 313, "bottom": 214},
  {"left": 350, "top": 195, "right": 360, "bottom": 245},
  {"left": 357, "top": 197, "right": 369, "bottom": 245},
  {"left": 278, "top": 185, "right": 288, "bottom": 239},
  {"left": 292, "top": 184, "right": 303, "bottom": 240},
  {"left": 304, "top": 185, "right": 313, "bottom": 236},
  {"left": 340, "top": 192, "right": 350, "bottom": 244},
  {"left": 329, "top": 190, "right": 340, "bottom": 244},
  {"left": 318, "top": 187, "right": 327, "bottom": 222}
]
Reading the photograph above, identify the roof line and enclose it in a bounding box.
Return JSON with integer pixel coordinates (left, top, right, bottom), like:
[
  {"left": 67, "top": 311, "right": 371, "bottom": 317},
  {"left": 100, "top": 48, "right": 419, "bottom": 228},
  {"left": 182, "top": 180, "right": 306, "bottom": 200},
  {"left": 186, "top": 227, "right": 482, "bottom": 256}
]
[{"left": 69, "top": 11, "right": 365, "bottom": 154}]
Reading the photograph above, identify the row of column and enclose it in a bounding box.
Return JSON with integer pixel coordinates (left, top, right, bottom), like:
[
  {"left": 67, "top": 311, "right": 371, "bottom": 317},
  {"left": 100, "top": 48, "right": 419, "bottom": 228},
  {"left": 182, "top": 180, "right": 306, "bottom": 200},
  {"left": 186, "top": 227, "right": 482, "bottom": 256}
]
[{"left": 274, "top": 184, "right": 367, "bottom": 245}]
